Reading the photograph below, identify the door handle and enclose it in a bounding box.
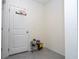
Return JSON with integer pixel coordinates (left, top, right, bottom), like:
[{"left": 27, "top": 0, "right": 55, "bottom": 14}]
[{"left": 26, "top": 31, "right": 29, "bottom": 34}]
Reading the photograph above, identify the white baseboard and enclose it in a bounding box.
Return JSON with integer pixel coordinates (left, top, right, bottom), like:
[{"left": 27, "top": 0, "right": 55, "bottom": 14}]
[{"left": 45, "top": 47, "right": 65, "bottom": 56}]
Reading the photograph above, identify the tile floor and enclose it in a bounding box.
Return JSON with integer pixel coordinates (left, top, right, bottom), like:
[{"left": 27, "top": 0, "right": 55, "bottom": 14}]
[{"left": 6, "top": 48, "right": 65, "bottom": 59}]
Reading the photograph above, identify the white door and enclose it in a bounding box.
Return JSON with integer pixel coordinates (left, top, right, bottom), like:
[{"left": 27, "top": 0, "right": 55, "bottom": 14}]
[{"left": 9, "top": 6, "right": 28, "bottom": 55}]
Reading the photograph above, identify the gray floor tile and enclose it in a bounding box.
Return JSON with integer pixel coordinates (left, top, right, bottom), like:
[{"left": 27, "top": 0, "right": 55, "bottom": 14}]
[{"left": 6, "top": 48, "right": 65, "bottom": 59}]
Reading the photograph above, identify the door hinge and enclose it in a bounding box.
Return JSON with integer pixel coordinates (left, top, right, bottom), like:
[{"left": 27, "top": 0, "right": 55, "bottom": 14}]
[
  {"left": 8, "top": 28, "right": 10, "bottom": 32},
  {"left": 1, "top": 27, "right": 3, "bottom": 31},
  {"left": 9, "top": 9, "right": 10, "bottom": 12},
  {"left": 8, "top": 48, "right": 10, "bottom": 52},
  {"left": 1, "top": 48, "right": 3, "bottom": 51}
]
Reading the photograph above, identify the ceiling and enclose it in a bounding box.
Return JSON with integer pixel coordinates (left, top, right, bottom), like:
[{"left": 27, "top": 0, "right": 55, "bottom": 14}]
[{"left": 33, "top": 0, "right": 51, "bottom": 4}]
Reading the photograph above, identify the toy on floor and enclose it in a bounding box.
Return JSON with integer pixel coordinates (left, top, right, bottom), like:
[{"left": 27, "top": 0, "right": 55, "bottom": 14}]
[
  {"left": 30, "top": 39, "right": 43, "bottom": 52},
  {"left": 36, "top": 40, "right": 43, "bottom": 50},
  {"left": 30, "top": 39, "right": 37, "bottom": 52}
]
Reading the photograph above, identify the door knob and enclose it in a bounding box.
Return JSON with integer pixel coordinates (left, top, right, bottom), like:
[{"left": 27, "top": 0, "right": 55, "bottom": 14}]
[{"left": 26, "top": 31, "right": 29, "bottom": 34}]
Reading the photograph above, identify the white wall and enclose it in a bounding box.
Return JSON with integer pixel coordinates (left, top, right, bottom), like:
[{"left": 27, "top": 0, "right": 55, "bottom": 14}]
[
  {"left": 64, "top": 0, "right": 78, "bottom": 59},
  {"left": 44, "top": 0, "right": 65, "bottom": 56},
  {"left": 2, "top": 0, "right": 44, "bottom": 58}
]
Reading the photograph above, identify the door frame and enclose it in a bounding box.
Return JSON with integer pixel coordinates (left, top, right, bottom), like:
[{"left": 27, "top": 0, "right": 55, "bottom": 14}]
[{"left": 64, "top": 0, "right": 78, "bottom": 59}]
